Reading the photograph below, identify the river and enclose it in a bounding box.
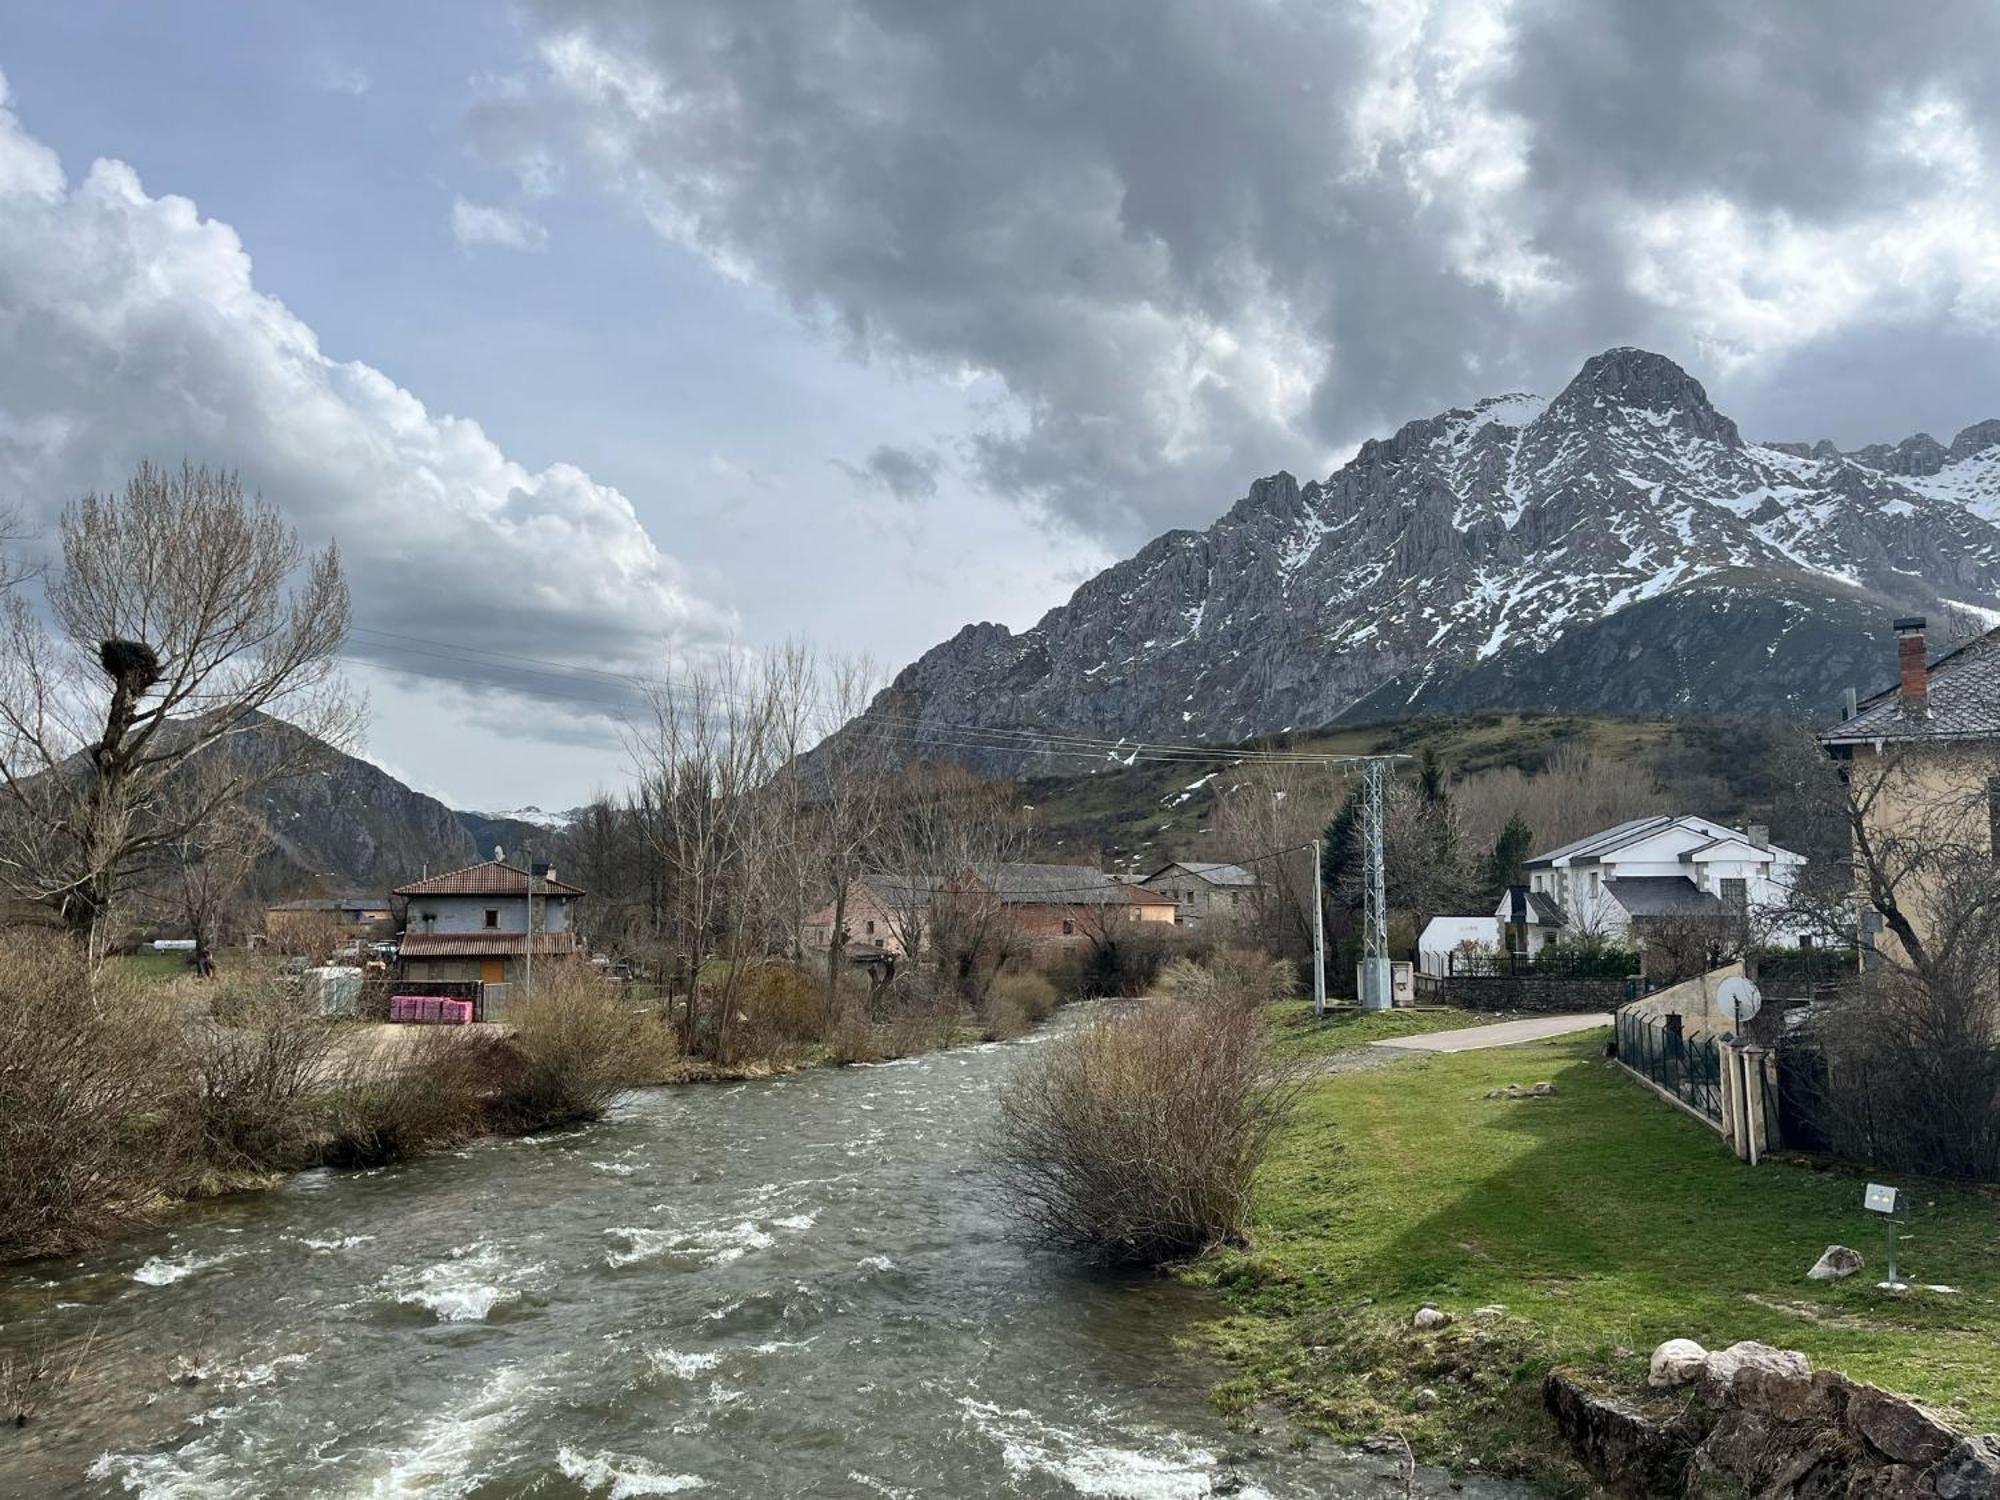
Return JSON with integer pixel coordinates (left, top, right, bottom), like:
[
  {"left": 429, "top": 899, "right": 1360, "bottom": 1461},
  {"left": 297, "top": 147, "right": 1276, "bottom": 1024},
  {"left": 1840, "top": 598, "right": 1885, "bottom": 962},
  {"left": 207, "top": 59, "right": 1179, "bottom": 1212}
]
[{"left": 0, "top": 1025, "right": 1535, "bottom": 1498}]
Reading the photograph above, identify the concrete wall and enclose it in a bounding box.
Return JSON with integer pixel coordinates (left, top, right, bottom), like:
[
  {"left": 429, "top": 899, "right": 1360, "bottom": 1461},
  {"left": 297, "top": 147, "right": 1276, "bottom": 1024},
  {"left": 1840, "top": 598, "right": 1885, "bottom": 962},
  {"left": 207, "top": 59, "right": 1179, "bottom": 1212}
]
[
  {"left": 404, "top": 893, "right": 574, "bottom": 936},
  {"left": 1622, "top": 960, "right": 1746, "bottom": 1037}
]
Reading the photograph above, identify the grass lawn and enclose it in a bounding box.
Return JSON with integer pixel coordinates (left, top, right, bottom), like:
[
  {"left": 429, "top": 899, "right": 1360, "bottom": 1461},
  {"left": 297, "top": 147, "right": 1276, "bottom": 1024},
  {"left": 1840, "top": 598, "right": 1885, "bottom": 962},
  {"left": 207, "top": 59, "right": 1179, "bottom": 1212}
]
[
  {"left": 1196, "top": 1028, "right": 2000, "bottom": 1486},
  {"left": 110, "top": 950, "right": 199, "bottom": 984},
  {"left": 1263, "top": 998, "right": 1512, "bottom": 1063}
]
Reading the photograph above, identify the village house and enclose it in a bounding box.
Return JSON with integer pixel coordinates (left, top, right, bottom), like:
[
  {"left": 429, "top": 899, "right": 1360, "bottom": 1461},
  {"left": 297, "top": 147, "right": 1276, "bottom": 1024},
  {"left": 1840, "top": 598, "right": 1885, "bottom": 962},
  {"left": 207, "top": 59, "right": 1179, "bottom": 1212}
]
[
  {"left": 1514, "top": 814, "right": 1806, "bottom": 949},
  {"left": 1419, "top": 814, "right": 1807, "bottom": 975},
  {"left": 1818, "top": 615, "right": 2000, "bottom": 966},
  {"left": 394, "top": 858, "right": 583, "bottom": 997},
  {"left": 1136, "top": 860, "right": 1258, "bottom": 927},
  {"left": 805, "top": 862, "right": 1175, "bottom": 964}
]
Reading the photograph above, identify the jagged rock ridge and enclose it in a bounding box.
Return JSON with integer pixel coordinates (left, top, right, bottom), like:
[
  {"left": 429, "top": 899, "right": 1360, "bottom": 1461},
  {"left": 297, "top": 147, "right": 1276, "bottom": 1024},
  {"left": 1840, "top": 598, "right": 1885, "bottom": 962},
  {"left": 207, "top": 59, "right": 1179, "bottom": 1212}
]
[{"left": 853, "top": 348, "right": 2000, "bottom": 772}]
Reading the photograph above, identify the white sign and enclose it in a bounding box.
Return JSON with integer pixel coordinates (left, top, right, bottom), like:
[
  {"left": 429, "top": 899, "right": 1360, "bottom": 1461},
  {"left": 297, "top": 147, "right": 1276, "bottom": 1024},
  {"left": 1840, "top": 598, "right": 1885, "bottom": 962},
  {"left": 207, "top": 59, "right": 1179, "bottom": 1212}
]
[
  {"left": 1865, "top": 1183, "right": 1899, "bottom": 1215},
  {"left": 1715, "top": 976, "right": 1763, "bottom": 1026}
]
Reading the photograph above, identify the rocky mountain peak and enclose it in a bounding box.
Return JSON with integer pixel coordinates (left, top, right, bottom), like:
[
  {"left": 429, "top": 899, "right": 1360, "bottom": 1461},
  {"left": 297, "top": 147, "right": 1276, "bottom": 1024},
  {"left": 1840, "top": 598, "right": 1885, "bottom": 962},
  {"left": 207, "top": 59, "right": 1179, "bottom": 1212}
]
[
  {"left": 1546, "top": 346, "right": 1741, "bottom": 447},
  {"left": 838, "top": 350, "right": 2000, "bottom": 775}
]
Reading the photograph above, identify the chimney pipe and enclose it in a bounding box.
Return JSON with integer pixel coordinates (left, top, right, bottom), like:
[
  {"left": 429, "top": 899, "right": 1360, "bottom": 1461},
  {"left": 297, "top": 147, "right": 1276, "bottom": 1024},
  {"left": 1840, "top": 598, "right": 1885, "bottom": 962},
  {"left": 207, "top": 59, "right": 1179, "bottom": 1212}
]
[
  {"left": 1895, "top": 616, "right": 1928, "bottom": 716},
  {"left": 1842, "top": 686, "right": 1857, "bottom": 721}
]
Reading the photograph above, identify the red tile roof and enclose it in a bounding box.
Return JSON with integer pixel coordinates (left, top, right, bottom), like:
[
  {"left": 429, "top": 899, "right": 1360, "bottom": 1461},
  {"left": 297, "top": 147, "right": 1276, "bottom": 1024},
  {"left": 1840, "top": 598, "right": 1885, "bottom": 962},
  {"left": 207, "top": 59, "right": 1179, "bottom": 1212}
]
[
  {"left": 394, "top": 860, "right": 584, "bottom": 898},
  {"left": 398, "top": 932, "right": 582, "bottom": 959}
]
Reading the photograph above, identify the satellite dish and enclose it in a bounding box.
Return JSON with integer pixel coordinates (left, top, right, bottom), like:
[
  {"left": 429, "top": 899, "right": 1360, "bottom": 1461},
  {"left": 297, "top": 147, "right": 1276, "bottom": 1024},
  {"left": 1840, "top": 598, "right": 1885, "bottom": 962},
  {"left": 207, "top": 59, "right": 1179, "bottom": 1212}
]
[{"left": 1716, "top": 976, "right": 1763, "bottom": 1026}]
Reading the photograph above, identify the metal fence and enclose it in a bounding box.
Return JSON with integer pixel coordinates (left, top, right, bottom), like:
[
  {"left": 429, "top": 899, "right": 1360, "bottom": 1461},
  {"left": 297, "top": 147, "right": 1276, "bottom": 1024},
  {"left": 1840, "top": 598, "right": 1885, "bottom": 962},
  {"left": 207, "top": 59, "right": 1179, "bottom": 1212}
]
[{"left": 1615, "top": 1008, "right": 1723, "bottom": 1124}]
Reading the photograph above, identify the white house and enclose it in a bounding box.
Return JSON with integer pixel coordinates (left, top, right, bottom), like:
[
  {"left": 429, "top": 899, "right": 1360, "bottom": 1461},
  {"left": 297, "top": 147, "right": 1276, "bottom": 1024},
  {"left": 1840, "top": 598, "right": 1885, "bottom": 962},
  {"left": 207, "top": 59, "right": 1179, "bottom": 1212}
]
[
  {"left": 1511, "top": 815, "right": 1806, "bottom": 947},
  {"left": 1417, "top": 914, "right": 1502, "bottom": 976}
]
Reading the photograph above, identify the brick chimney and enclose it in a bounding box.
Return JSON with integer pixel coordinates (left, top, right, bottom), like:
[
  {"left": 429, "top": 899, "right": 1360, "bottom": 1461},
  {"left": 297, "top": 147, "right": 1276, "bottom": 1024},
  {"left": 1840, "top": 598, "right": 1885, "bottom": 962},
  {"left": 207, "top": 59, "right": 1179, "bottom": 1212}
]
[
  {"left": 1747, "top": 823, "right": 1769, "bottom": 850},
  {"left": 1895, "top": 616, "right": 1928, "bottom": 716}
]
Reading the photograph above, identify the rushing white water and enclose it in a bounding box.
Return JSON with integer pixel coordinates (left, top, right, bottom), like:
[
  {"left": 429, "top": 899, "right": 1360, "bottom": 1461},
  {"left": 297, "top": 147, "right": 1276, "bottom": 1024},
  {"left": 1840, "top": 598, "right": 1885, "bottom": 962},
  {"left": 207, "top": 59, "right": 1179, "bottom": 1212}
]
[{"left": 4, "top": 1027, "right": 1535, "bottom": 1499}]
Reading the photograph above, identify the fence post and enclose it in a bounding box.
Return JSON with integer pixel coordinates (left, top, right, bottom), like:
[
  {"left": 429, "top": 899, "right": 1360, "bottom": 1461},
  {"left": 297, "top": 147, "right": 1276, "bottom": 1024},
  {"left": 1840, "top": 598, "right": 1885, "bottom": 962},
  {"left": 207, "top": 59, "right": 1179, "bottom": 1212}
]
[
  {"left": 1741, "top": 1045, "right": 1769, "bottom": 1163},
  {"left": 1717, "top": 1039, "right": 1740, "bottom": 1156}
]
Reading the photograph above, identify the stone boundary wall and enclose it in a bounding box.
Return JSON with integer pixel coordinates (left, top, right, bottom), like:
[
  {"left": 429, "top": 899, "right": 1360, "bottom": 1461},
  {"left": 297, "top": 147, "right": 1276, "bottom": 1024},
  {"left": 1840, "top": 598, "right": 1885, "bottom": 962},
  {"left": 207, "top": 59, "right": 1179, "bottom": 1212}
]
[
  {"left": 1414, "top": 973, "right": 1630, "bottom": 1013},
  {"left": 1547, "top": 1338, "right": 1999, "bottom": 1497}
]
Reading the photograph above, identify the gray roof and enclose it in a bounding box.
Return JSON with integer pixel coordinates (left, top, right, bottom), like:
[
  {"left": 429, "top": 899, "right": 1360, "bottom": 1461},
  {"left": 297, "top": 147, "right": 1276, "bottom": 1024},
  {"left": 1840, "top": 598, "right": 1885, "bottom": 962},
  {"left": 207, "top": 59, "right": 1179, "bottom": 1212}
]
[
  {"left": 863, "top": 862, "right": 1141, "bottom": 908},
  {"left": 1143, "top": 860, "right": 1258, "bottom": 887},
  {"left": 1821, "top": 626, "right": 2000, "bottom": 745},
  {"left": 1527, "top": 891, "right": 1569, "bottom": 926},
  {"left": 267, "top": 896, "right": 391, "bottom": 912},
  {"left": 1604, "top": 877, "right": 1725, "bottom": 918},
  {"left": 973, "top": 862, "right": 1138, "bottom": 905},
  {"left": 1525, "top": 816, "right": 1674, "bottom": 868}
]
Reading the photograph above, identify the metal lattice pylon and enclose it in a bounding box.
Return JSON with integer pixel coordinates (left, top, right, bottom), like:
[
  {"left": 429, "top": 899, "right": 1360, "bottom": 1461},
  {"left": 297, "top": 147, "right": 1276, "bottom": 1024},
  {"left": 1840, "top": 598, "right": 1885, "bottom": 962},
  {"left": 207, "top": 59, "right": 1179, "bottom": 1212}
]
[{"left": 1359, "top": 756, "right": 1391, "bottom": 1009}]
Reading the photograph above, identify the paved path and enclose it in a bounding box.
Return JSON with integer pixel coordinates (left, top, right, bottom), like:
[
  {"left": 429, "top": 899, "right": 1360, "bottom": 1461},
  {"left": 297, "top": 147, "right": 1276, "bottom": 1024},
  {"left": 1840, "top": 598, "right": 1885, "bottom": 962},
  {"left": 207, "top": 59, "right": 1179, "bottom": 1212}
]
[{"left": 1371, "top": 1012, "right": 1613, "bottom": 1054}]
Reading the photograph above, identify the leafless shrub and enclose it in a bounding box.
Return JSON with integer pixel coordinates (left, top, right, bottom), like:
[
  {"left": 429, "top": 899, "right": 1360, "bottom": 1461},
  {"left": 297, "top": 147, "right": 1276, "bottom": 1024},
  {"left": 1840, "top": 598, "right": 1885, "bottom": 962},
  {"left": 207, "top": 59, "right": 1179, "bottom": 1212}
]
[
  {"left": 726, "top": 960, "right": 822, "bottom": 1064},
  {"left": 1, "top": 1320, "right": 97, "bottom": 1427},
  {"left": 989, "top": 969, "right": 1059, "bottom": 1024},
  {"left": 0, "top": 934, "right": 183, "bottom": 1258},
  {"left": 1153, "top": 946, "right": 1296, "bottom": 1009},
  {"left": 982, "top": 990, "right": 1031, "bottom": 1042},
  {"left": 182, "top": 979, "right": 342, "bottom": 1178},
  {"left": 1806, "top": 955, "right": 2000, "bottom": 1181},
  {"left": 995, "top": 999, "right": 1302, "bottom": 1266},
  {"left": 487, "top": 964, "right": 680, "bottom": 1133},
  {"left": 318, "top": 1029, "right": 501, "bottom": 1169}
]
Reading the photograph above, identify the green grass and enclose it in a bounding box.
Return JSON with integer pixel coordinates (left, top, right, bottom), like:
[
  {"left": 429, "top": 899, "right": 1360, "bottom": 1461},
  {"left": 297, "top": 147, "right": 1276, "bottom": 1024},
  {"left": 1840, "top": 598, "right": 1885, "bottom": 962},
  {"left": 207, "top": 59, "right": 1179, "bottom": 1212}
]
[
  {"left": 110, "top": 950, "right": 198, "bottom": 983},
  {"left": 1263, "top": 998, "right": 1510, "bottom": 1063},
  {"left": 1195, "top": 1029, "right": 2000, "bottom": 1485}
]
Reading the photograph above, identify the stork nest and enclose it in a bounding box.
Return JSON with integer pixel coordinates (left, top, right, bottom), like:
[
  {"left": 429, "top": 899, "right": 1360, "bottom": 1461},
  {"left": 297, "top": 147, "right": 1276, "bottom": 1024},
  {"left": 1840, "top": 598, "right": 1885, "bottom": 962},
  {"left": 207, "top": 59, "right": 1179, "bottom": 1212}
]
[{"left": 99, "top": 638, "right": 162, "bottom": 689}]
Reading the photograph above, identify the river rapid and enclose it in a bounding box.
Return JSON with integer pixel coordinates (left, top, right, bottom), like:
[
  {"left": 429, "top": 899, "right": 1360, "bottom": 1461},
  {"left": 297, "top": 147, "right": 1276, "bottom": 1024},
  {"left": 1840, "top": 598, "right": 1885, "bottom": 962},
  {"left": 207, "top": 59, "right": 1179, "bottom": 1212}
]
[{"left": 1, "top": 1024, "right": 1535, "bottom": 1499}]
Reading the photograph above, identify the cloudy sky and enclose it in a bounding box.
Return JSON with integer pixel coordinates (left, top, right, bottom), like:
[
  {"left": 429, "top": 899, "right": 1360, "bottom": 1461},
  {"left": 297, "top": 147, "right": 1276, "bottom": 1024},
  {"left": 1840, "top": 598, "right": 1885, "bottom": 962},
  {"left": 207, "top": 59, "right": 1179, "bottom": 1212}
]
[{"left": 1, "top": 2, "right": 1997, "bottom": 810}]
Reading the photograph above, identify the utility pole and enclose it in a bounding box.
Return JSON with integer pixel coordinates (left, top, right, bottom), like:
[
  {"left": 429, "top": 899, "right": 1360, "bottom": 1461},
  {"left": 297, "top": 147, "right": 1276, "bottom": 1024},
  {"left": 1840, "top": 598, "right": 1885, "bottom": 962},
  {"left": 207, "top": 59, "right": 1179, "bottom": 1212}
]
[
  {"left": 525, "top": 860, "right": 545, "bottom": 1006},
  {"left": 1312, "top": 835, "right": 1327, "bottom": 1016},
  {"left": 1359, "top": 756, "right": 1391, "bottom": 1011}
]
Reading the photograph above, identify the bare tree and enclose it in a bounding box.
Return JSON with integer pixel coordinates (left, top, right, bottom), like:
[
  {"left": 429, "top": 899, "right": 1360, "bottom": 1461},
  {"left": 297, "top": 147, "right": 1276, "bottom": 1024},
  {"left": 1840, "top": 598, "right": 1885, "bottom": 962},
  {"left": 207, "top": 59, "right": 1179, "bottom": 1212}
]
[
  {"left": 0, "top": 463, "right": 357, "bottom": 955},
  {"left": 148, "top": 767, "right": 271, "bottom": 956},
  {"left": 628, "top": 652, "right": 785, "bottom": 1057},
  {"left": 874, "top": 763, "right": 1030, "bottom": 999}
]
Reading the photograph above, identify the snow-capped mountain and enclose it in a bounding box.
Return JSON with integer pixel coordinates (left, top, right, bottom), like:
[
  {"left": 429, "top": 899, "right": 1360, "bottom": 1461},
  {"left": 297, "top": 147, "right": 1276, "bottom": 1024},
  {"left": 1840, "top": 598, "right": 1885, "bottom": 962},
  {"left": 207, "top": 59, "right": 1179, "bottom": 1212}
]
[{"left": 851, "top": 348, "right": 2000, "bottom": 772}]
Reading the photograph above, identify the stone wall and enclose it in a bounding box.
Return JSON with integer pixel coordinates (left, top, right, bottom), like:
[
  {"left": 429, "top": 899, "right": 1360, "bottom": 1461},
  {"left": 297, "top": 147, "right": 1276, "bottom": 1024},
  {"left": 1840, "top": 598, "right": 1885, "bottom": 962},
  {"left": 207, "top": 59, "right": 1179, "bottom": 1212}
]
[
  {"left": 1547, "top": 1339, "right": 1999, "bottom": 1498},
  {"left": 1415, "top": 972, "right": 1631, "bottom": 1013}
]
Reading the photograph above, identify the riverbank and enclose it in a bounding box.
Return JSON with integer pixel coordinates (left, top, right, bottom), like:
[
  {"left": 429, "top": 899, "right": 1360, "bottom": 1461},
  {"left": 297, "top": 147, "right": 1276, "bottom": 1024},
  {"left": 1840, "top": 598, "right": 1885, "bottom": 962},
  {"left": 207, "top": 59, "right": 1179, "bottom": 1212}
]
[
  {"left": 0, "top": 1019, "right": 1537, "bottom": 1499},
  {"left": 1194, "top": 1024, "right": 2000, "bottom": 1490}
]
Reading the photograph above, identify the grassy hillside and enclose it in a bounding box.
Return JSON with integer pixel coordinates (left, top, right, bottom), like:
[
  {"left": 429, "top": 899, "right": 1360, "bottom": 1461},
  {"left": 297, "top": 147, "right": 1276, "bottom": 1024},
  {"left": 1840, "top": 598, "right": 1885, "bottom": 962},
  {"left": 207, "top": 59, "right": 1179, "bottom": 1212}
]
[{"left": 1021, "top": 710, "right": 1798, "bottom": 871}]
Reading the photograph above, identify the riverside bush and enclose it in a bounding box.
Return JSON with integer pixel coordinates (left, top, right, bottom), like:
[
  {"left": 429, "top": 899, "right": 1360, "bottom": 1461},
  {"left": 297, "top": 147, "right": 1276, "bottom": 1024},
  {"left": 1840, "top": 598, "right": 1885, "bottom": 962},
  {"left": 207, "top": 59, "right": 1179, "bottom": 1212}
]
[
  {"left": 727, "top": 960, "right": 822, "bottom": 1063},
  {"left": 486, "top": 964, "right": 680, "bottom": 1133},
  {"left": 0, "top": 935, "right": 183, "bottom": 1257},
  {"left": 185, "top": 981, "right": 343, "bottom": 1178},
  {"left": 1154, "top": 947, "right": 1297, "bottom": 1009},
  {"left": 994, "top": 998, "right": 1301, "bottom": 1267}
]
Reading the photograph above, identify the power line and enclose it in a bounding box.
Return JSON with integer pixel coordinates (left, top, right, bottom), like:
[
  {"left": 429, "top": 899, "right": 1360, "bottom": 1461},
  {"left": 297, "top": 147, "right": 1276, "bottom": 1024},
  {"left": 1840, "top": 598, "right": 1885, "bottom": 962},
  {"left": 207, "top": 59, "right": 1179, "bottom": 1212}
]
[{"left": 344, "top": 624, "right": 1393, "bottom": 768}]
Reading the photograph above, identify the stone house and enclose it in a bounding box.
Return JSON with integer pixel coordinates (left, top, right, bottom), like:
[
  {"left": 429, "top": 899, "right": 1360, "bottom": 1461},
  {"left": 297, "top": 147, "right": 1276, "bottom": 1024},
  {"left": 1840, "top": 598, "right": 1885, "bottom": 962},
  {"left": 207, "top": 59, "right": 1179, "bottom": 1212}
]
[
  {"left": 394, "top": 859, "right": 583, "bottom": 989},
  {"left": 805, "top": 862, "right": 1175, "bottom": 964},
  {"left": 264, "top": 895, "right": 394, "bottom": 945},
  {"left": 1818, "top": 615, "right": 2000, "bottom": 967},
  {"left": 1136, "top": 860, "right": 1258, "bottom": 927}
]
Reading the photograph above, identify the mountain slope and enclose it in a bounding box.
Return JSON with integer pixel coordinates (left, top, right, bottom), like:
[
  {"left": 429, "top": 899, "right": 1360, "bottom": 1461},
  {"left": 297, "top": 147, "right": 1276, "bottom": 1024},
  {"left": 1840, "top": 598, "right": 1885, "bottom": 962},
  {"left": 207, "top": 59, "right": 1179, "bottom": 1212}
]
[
  {"left": 234, "top": 719, "right": 481, "bottom": 895},
  {"left": 849, "top": 349, "right": 2000, "bottom": 772}
]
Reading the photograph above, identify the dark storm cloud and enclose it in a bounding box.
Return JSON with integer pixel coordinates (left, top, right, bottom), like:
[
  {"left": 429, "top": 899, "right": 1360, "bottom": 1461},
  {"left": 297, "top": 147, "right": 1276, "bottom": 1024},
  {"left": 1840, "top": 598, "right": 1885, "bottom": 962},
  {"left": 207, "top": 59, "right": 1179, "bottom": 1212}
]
[
  {"left": 837, "top": 443, "right": 943, "bottom": 502},
  {"left": 506, "top": 0, "right": 2000, "bottom": 543}
]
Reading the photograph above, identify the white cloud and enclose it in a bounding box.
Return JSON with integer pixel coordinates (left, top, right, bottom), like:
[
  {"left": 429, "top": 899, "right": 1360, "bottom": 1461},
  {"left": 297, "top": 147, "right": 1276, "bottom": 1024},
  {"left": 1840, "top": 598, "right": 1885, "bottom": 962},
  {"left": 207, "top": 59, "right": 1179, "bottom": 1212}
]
[
  {"left": 450, "top": 196, "right": 549, "bottom": 252},
  {"left": 0, "top": 72, "right": 731, "bottom": 785},
  {"left": 1622, "top": 90, "right": 2000, "bottom": 372}
]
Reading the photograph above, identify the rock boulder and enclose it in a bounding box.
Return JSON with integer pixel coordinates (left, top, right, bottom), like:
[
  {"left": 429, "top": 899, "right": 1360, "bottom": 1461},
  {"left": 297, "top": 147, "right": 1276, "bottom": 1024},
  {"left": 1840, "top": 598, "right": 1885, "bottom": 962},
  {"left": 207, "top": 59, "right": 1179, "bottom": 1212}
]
[
  {"left": 1648, "top": 1338, "right": 1708, "bottom": 1390},
  {"left": 1807, "top": 1244, "right": 1865, "bottom": 1281}
]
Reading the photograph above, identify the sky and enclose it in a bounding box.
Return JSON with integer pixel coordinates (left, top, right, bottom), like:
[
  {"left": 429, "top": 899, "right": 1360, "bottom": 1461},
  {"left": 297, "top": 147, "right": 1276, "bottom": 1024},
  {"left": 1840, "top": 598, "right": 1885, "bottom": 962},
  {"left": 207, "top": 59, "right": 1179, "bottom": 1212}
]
[{"left": 0, "top": 1, "right": 1997, "bottom": 811}]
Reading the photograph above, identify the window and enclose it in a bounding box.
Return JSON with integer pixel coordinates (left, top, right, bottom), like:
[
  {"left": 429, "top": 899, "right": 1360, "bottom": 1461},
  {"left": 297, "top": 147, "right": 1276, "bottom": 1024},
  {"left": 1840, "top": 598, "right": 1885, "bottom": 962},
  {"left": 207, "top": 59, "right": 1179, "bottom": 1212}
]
[
  {"left": 1720, "top": 878, "right": 1747, "bottom": 910},
  {"left": 1588, "top": 870, "right": 1600, "bottom": 897},
  {"left": 1062, "top": 919, "right": 1075, "bottom": 936},
  {"left": 864, "top": 920, "right": 876, "bottom": 936},
  {"left": 484, "top": 908, "right": 499, "bottom": 929}
]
